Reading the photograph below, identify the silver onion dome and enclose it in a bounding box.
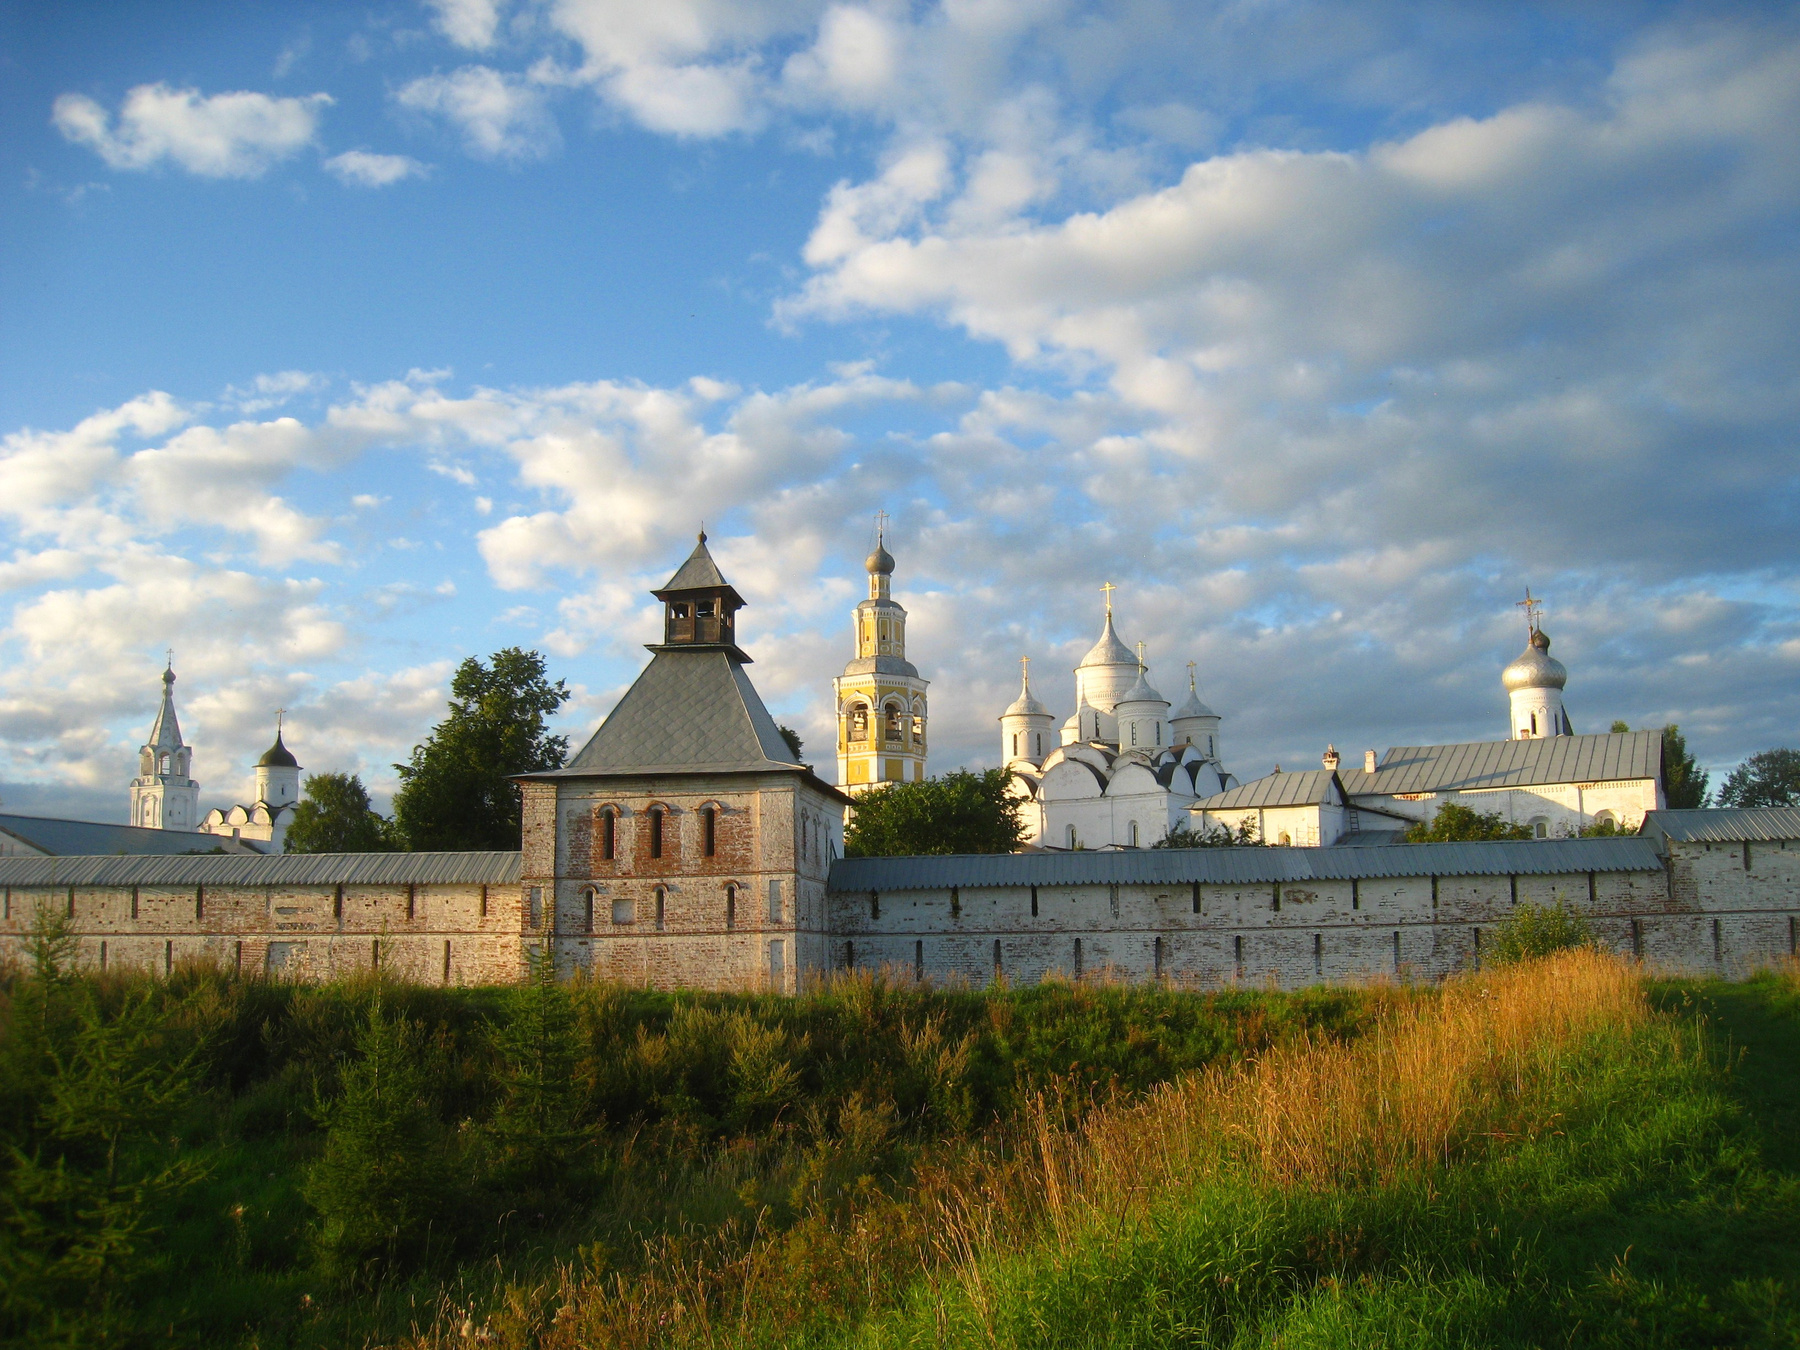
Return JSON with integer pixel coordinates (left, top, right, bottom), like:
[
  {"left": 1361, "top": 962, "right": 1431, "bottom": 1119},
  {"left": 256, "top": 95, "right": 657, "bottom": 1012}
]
[
  {"left": 865, "top": 541, "right": 895, "bottom": 575},
  {"left": 1503, "top": 629, "right": 1568, "bottom": 692}
]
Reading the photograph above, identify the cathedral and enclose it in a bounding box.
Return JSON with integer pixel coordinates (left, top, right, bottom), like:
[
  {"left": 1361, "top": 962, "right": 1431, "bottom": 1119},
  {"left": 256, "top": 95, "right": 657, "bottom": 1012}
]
[{"left": 1001, "top": 591, "right": 1236, "bottom": 849}]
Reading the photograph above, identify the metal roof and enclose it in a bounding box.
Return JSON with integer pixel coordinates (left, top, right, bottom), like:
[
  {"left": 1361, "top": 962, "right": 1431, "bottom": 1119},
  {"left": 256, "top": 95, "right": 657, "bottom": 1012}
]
[
  {"left": 0, "top": 814, "right": 265, "bottom": 857},
  {"left": 656, "top": 533, "right": 736, "bottom": 596},
  {"left": 1639, "top": 807, "right": 1800, "bottom": 844},
  {"left": 1194, "top": 768, "right": 1341, "bottom": 810},
  {"left": 540, "top": 648, "right": 804, "bottom": 779},
  {"left": 0, "top": 851, "right": 521, "bottom": 889},
  {"left": 1349, "top": 731, "right": 1661, "bottom": 796},
  {"left": 828, "top": 836, "right": 1664, "bottom": 892}
]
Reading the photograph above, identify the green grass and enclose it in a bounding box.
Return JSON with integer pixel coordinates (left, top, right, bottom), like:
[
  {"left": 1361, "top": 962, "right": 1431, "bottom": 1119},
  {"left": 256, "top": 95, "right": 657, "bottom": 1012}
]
[{"left": 820, "top": 973, "right": 1800, "bottom": 1350}]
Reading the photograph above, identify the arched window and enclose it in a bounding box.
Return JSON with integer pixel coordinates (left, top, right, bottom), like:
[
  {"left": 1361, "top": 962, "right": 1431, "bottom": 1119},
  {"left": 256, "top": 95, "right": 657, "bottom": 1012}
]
[
  {"left": 1530, "top": 817, "right": 1550, "bottom": 839},
  {"left": 1207, "top": 736, "right": 1214, "bottom": 757},
  {"left": 1035, "top": 732, "right": 1043, "bottom": 756},
  {"left": 655, "top": 887, "right": 666, "bottom": 931},
  {"left": 849, "top": 704, "right": 868, "bottom": 742},
  {"left": 1278, "top": 831, "right": 1292, "bottom": 846},
  {"left": 600, "top": 808, "right": 617, "bottom": 861},
  {"left": 703, "top": 806, "right": 717, "bottom": 857},
  {"left": 1128, "top": 821, "right": 1139, "bottom": 847},
  {"left": 1011, "top": 732, "right": 1018, "bottom": 757},
  {"left": 911, "top": 713, "right": 924, "bottom": 743},
  {"left": 1530, "top": 711, "right": 1539, "bottom": 735},
  {"left": 725, "top": 883, "right": 736, "bottom": 929},
  {"left": 1067, "top": 824, "right": 1078, "bottom": 849},
  {"left": 583, "top": 888, "right": 596, "bottom": 933},
  {"left": 1155, "top": 723, "right": 1162, "bottom": 746},
  {"left": 884, "top": 704, "right": 903, "bottom": 743},
  {"left": 158, "top": 753, "right": 170, "bottom": 775},
  {"left": 648, "top": 806, "right": 665, "bottom": 859}
]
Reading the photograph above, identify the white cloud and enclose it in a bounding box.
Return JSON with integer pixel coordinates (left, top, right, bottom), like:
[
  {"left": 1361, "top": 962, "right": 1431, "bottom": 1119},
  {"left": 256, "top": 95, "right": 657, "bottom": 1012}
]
[
  {"left": 53, "top": 83, "right": 331, "bottom": 178},
  {"left": 324, "top": 149, "right": 430, "bottom": 186},
  {"left": 395, "top": 66, "right": 559, "bottom": 161},
  {"left": 424, "top": 0, "right": 506, "bottom": 51}
]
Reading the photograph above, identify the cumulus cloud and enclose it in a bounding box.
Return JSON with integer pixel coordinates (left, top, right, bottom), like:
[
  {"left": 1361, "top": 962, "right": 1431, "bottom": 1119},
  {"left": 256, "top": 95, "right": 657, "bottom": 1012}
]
[
  {"left": 395, "top": 66, "right": 559, "bottom": 160},
  {"left": 424, "top": 0, "right": 506, "bottom": 51},
  {"left": 324, "top": 149, "right": 430, "bottom": 186},
  {"left": 53, "top": 83, "right": 331, "bottom": 177}
]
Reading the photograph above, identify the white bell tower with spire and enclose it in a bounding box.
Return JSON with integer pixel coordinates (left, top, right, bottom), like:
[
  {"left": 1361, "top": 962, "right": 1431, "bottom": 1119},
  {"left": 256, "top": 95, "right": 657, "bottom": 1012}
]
[{"left": 129, "top": 657, "right": 201, "bottom": 831}]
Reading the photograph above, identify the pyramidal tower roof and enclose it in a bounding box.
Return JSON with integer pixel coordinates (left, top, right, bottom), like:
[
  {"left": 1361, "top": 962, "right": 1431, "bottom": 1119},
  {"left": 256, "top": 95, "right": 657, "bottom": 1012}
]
[
  {"left": 656, "top": 529, "right": 738, "bottom": 598},
  {"left": 146, "top": 664, "right": 185, "bottom": 751}
]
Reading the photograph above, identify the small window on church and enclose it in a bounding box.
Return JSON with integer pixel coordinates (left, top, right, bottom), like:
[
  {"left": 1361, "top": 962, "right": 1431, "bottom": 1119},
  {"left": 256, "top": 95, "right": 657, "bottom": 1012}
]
[
  {"left": 1035, "top": 732, "right": 1043, "bottom": 756},
  {"left": 1011, "top": 733, "right": 1018, "bottom": 757},
  {"left": 1067, "top": 825, "right": 1078, "bottom": 849},
  {"left": 673, "top": 603, "right": 690, "bottom": 619},
  {"left": 850, "top": 705, "right": 868, "bottom": 742},
  {"left": 696, "top": 600, "right": 714, "bottom": 618},
  {"left": 1129, "top": 821, "right": 1139, "bottom": 847},
  {"left": 649, "top": 807, "right": 664, "bottom": 859},
  {"left": 885, "top": 706, "right": 902, "bottom": 742},
  {"left": 911, "top": 714, "right": 924, "bottom": 742},
  {"left": 600, "top": 809, "right": 616, "bottom": 861},
  {"left": 703, "top": 806, "right": 716, "bottom": 856},
  {"left": 1530, "top": 712, "right": 1539, "bottom": 735}
]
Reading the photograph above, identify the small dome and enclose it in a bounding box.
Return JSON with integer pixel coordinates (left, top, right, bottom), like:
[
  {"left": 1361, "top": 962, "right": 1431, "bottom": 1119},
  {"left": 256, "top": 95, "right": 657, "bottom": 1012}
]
[
  {"left": 257, "top": 730, "right": 299, "bottom": 768},
  {"left": 1002, "top": 677, "right": 1051, "bottom": 719},
  {"left": 1116, "top": 668, "right": 1166, "bottom": 708},
  {"left": 1502, "top": 629, "right": 1568, "bottom": 692},
  {"left": 1171, "top": 686, "right": 1215, "bottom": 721},
  {"left": 1079, "top": 611, "right": 1136, "bottom": 669},
  {"left": 865, "top": 541, "right": 895, "bottom": 575}
]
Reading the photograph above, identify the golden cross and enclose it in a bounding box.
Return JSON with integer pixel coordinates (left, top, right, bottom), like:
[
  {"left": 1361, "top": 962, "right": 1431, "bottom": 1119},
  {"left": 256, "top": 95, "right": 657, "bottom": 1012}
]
[
  {"left": 1516, "top": 588, "right": 1542, "bottom": 634},
  {"left": 1187, "top": 660, "right": 1197, "bottom": 691},
  {"left": 1100, "top": 581, "right": 1116, "bottom": 617},
  {"left": 1020, "top": 654, "right": 1030, "bottom": 683},
  {"left": 1136, "top": 640, "right": 1146, "bottom": 671},
  {"left": 875, "top": 509, "right": 888, "bottom": 543},
  {"left": 276, "top": 708, "right": 286, "bottom": 733}
]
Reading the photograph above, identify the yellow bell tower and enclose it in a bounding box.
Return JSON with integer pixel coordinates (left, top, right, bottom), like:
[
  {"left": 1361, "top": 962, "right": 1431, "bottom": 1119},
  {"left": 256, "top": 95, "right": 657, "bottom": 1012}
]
[{"left": 834, "top": 518, "right": 929, "bottom": 794}]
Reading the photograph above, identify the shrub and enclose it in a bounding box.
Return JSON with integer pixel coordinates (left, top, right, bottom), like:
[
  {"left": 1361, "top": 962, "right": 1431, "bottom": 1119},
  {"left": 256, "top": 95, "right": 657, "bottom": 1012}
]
[
  {"left": 1406, "top": 802, "right": 1534, "bottom": 842},
  {"left": 1487, "top": 899, "right": 1593, "bottom": 965}
]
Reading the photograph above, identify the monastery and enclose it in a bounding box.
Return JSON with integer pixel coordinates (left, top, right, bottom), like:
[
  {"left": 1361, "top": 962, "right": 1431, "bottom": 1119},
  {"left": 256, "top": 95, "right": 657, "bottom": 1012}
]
[{"left": 0, "top": 536, "right": 1793, "bottom": 990}]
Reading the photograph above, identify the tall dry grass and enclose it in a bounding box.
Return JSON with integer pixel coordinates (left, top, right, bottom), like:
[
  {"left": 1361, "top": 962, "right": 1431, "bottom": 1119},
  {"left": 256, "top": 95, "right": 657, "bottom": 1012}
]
[{"left": 404, "top": 950, "right": 1643, "bottom": 1350}]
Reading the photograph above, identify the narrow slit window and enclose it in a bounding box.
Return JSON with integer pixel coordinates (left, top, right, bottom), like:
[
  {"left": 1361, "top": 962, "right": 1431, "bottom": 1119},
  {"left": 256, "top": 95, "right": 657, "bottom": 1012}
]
[
  {"left": 601, "top": 810, "right": 616, "bottom": 861},
  {"left": 649, "top": 808, "right": 664, "bottom": 859},
  {"left": 704, "top": 807, "right": 717, "bottom": 857}
]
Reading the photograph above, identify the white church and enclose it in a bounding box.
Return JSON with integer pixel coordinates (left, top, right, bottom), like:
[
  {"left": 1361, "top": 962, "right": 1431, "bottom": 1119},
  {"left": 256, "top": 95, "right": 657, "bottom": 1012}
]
[{"left": 997, "top": 588, "right": 1663, "bottom": 850}]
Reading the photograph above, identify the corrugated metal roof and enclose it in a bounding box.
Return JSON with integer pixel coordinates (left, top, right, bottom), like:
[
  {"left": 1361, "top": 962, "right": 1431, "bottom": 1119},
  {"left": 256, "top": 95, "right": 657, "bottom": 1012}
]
[
  {"left": 0, "top": 851, "right": 521, "bottom": 888},
  {"left": 0, "top": 814, "right": 265, "bottom": 857},
  {"left": 1349, "top": 731, "right": 1661, "bottom": 796},
  {"left": 1640, "top": 807, "right": 1800, "bottom": 844},
  {"left": 541, "top": 649, "right": 803, "bottom": 779},
  {"left": 828, "top": 837, "right": 1663, "bottom": 892},
  {"left": 1194, "top": 768, "right": 1340, "bottom": 810}
]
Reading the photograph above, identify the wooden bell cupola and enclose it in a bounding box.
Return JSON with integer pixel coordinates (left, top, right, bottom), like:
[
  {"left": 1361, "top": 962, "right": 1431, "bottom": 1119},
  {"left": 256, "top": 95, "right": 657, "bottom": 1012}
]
[{"left": 651, "top": 531, "right": 751, "bottom": 662}]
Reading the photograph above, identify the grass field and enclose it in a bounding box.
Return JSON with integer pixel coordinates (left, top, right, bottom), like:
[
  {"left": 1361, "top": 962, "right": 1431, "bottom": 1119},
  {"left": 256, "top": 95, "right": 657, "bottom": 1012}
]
[{"left": 2, "top": 937, "right": 1795, "bottom": 1349}]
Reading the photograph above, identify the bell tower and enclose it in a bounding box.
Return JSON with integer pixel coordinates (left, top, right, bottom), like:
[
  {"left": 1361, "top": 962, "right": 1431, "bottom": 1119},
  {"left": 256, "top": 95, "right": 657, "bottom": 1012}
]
[
  {"left": 834, "top": 517, "right": 930, "bottom": 794},
  {"left": 129, "top": 658, "right": 202, "bottom": 832}
]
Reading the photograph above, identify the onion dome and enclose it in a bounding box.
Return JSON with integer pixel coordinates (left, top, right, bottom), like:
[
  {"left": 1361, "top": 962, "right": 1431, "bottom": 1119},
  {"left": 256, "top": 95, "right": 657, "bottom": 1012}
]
[
  {"left": 1079, "top": 610, "right": 1136, "bottom": 668},
  {"left": 256, "top": 729, "right": 299, "bottom": 768},
  {"left": 1170, "top": 675, "right": 1215, "bottom": 721},
  {"left": 1116, "top": 666, "right": 1166, "bottom": 708},
  {"left": 865, "top": 540, "right": 895, "bottom": 575},
  {"left": 1003, "top": 671, "right": 1051, "bottom": 718},
  {"left": 1502, "top": 628, "right": 1568, "bottom": 692}
]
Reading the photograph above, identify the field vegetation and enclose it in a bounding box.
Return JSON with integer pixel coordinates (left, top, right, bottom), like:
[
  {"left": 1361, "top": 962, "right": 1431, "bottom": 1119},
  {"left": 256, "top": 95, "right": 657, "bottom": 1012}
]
[{"left": 1, "top": 904, "right": 1796, "bottom": 1349}]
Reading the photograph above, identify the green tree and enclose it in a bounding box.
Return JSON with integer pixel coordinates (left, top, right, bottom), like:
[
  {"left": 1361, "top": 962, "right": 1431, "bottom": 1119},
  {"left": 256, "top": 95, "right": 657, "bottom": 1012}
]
[
  {"left": 1153, "top": 821, "right": 1264, "bottom": 848},
  {"left": 1405, "top": 802, "right": 1534, "bottom": 842},
  {"left": 485, "top": 952, "right": 588, "bottom": 1189},
  {"left": 22, "top": 901, "right": 79, "bottom": 983},
  {"left": 1716, "top": 748, "right": 1800, "bottom": 808},
  {"left": 1659, "top": 724, "right": 1710, "bottom": 809},
  {"left": 778, "top": 725, "right": 804, "bottom": 760},
  {"left": 391, "top": 648, "right": 571, "bottom": 851},
  {"left": 0, "top": 987, "right": 207, "bottom": 1338},
  {"left": 1487, "top": 899, "right": 1593, "bottom": 965},
  {"left": 844, "top": 769, "right": 1024, "bottom": 856},
  {"left": 284, "top": 772, "right": 394, "bottom": 853},
  {"left": 304, "top": 998, "right": 450, "bottom": 1280}
]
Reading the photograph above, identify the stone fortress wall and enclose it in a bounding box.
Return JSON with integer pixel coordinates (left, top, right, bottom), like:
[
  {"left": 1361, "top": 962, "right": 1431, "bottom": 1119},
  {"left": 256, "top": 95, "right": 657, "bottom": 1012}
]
[{"left": 0, "top": 815, "right": 1793, "bottom": 990}]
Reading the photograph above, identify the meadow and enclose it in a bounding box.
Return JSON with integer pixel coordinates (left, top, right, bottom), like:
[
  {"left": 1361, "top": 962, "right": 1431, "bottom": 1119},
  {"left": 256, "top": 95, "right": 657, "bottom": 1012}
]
[{"left": 1, "top": 909, "right": 1795, "bottom": 1349}]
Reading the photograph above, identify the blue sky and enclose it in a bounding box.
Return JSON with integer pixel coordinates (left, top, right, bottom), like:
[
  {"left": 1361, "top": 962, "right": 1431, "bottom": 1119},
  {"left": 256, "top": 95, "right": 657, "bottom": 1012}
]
[{"left": 2, "top": 0, "right": 1797, "bottom": 821}]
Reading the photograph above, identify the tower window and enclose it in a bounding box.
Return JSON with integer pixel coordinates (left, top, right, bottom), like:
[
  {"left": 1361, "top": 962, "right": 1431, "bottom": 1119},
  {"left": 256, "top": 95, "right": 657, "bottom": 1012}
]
[
  {"left": 648, "top": 807, "right": 664, "bottom": 859},
  {"left": 885, "top": 706, "right": 902, "bottom": 742},
  {"left": 1035, "top": 733, "right": 1042, "bottom": 755},
  {"left": 1067, "top": 824, "right": 1078, "bottom": 849},
  {"left": 849, "top": 705, "right": 868, "bottom": 742},
  {"left": 1129, "top": 821, "right": 1139, "bottom": 847},
  {"left": 703, "top": 806, "right": 717, "bottom": 857},
  {"left": 655, "top": 888, "right": 666, "bottom": 931},
  {"left": 1011, "top": 733, "right": 1019, "bottom": 757},
  {"left": 600, "top": 809, "right": 616, "bottom": 861}
]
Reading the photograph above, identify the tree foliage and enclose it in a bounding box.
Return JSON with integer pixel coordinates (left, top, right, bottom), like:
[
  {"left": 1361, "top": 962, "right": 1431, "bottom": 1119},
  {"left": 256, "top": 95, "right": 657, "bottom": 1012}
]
[
  {"left": 391, "top": 648, "right": 571, "bottom": 851},
  {"left": 1659, "top": 724, "right": 1710, "bottom": 809},
  {"left": 778, "top": 725, "right": 804, "bottom": 761},
  {"left": 1487, "top": 899, "right": 1593, "bottom": 965},
  {"left": 1716, "top": 747, "right": 1800, "bottom": 808},
  {"left": 844, "top": 769, "right": 1025, "bottom": 857},
  {"left": 304, "top": 998, "right": 451, "bottom": 1281},
  {"left": 484, "top": 952, "right": 590, "bottom": 1190},
  {"left": 1405, "top": 802, "right": 1534, "bottom": 842},
  {"left": 284, "top": 772, "right": 394, "bottom": 853},
  {"left": 1153, "top": 821, "right": 1264, "bottom": 848}
]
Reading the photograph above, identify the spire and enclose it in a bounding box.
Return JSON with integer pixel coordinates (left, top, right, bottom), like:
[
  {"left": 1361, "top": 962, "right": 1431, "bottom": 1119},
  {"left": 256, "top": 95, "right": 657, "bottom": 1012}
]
[{"left": 147, "top": 659, "right": 185, "bottom": 751}]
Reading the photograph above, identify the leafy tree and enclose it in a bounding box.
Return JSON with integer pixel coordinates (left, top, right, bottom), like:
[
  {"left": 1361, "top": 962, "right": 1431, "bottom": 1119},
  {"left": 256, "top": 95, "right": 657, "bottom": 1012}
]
[
  {"left": 1153, "top": 821, "right": 1264, "bottom": 848},
  {"left": 1659, "top": 724, "right": 1710, "bottom": 809},
  {"left": 0, "top": 987, "right": 207, "bottom": 1337},
  {"left": 485, "top": 952, "right": 589, "bottom": 1190},
  {"left": 23, "top": 901, "right": 80, "bottom": 984},
  {"left": 1405, "top": 802, "right": 1533, "bottom": 842},
  {"left": 779, "top": 725, "right": 804, "bottom": 760},
  {"left": 391, "top": 648, "right": 571, "bottom": 851},
  {"left": 284, "top": 772, "right": 394, "bottom": 853},
  {"left": 305, "top": 998, "right": 451, "bottom": 1280},
  {"left": 1488, "top": 899, "right": 1593, "bottom": 965},
  {"left": 844, "top": 770, "right": 1024, "bottom": 857},
  {"left": 1716, "top": 748, "right": 1800, "bottom": 808},
  {"left": 1578, "top": 817, "right": 1629, "bottom": 837}
]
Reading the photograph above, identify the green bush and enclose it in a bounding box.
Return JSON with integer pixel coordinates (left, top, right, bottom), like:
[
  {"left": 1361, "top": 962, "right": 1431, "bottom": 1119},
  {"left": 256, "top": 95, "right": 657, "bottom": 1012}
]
[
  {"left": 1487, "top": 899, "right": 1593, "bottom": 965},
  {"left": 1405, "top": 802, "right": 1534, "bottom": 842}
]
